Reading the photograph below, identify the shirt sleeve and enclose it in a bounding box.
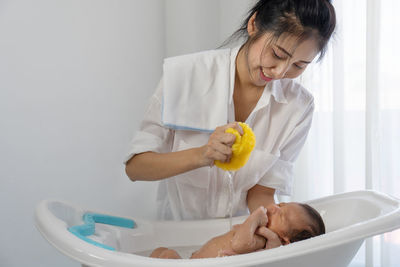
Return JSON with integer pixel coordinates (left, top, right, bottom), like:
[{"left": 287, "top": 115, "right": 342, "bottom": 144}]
[
  {"left": 257, "top": 100, "right": 315, "bottom": 195},
  {"left": 123, "top": 80, "right": 174, "bottom": 164}
]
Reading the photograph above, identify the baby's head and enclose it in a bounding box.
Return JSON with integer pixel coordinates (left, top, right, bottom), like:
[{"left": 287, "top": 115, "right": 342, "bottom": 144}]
[{"left": 266, "top": 202, "right": 325, "bottom": 245}]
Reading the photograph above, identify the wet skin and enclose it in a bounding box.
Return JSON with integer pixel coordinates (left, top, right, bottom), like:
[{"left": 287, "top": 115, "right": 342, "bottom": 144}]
[{"left": 150, "top": 203, "right": 312, "bottom": 259}]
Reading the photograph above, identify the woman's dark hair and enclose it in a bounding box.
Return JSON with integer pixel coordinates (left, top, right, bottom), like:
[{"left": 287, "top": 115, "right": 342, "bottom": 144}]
[
  {"left": 226, "top": 0, "right": 336, "bottom": 61},
  {"left": 289, "top": 203, "right": 326, "bottom": 243}
]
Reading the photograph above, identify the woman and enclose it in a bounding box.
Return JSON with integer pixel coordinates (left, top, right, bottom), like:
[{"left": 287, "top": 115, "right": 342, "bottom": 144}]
[{"left": 125, "top": 0, "right": 335, "bottom": 227}]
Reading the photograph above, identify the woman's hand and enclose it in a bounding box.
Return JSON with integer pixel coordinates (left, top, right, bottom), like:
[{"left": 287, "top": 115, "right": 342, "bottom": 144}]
[
  {"left": 199, "top": 122, "right": 243, "bottom": 167},
  {"left": 256, "top": 226, "right": 283, "bottom": 249}
]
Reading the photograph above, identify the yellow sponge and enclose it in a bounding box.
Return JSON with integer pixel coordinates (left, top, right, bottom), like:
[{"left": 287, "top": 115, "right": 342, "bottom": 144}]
[{"left": 215, "top": 122, "right": 256, "bottom": 171}]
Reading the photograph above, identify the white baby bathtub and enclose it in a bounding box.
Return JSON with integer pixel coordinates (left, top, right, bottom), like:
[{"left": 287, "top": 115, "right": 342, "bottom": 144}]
[{"left": 35, "top": 190, "right": 400, "bottom": 267}]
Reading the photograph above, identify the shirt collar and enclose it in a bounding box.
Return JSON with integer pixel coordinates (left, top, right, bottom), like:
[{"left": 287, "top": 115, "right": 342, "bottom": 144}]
[{"left": 228, "top": 45, "right": 241, "bottom": 105}]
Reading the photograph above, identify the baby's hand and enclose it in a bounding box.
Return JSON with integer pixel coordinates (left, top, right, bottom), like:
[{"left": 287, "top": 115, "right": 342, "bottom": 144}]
[
  {"left": 256, "top": 226, "right": 283, "bottom": 249},
  {"left": 231, "top": 206, "right": 269, "bottom": 254},
  {"left": 247, "top": 206, "right": 268, "bottom": 227}
]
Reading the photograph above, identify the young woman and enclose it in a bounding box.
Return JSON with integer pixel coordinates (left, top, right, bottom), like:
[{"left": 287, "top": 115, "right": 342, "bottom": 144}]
[{"left": 125, "top": 0, "right": 335, "bottom": 248}]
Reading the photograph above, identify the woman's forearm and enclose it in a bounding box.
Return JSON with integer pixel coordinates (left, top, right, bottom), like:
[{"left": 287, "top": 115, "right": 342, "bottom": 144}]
[
  {"left": 247, "top": 184, "right": 276, "bottom": 213},
  {"left": 125, "top": 147, "right": 208, "bottom": 181}
]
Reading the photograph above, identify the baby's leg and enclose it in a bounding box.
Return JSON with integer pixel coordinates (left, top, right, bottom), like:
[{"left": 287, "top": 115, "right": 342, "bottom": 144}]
[
  {"left": 150, "top": 247, "right": 182, "bottom": 259},
  {"left": 231, "top": 206, "right": 268, "bottom": 254}
]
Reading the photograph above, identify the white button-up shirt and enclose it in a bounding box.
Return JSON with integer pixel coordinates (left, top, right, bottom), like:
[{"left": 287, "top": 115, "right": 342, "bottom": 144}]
[{"left": 125, "top": 46, "right": 314, "bottom": 220}]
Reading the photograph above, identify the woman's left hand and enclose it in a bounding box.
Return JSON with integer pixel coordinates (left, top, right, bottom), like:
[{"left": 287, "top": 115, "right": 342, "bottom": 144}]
[{"left": 255, "top": 226, "right": 283, "bottom": 249}]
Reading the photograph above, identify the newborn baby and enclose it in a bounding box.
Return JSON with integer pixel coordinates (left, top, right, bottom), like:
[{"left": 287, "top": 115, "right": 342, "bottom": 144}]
[{"left": 150, "top": 202, "right": 325, "bottom": 259}]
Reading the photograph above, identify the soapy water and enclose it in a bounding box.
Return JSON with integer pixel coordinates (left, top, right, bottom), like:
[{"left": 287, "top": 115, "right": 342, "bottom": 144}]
[
  {"left": 227, "top": 171, "right": 234, "bottom": 230},
  {"left": 215, "top": 122, "right": 255, "bottom": 171},
  {"left": 213, "top": 122, "right": 256, "bottom": 231}
]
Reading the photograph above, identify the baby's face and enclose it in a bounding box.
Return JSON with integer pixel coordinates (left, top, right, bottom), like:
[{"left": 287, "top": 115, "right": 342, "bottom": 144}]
[{"left": 265, "top": 202, "right": 310, "bottom": 245}]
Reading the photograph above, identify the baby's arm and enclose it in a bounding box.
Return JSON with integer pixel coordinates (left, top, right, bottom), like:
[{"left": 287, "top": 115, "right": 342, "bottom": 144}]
[
  {"left": 192, "top": 206, "right": 269, "bottom": 258},
  {"left": 230, "top": 206, "right": 268, "bottom": 254},
  {"left": 151, "top": 207, "right": 280, "bottom": 259},
  {"left": 190, "top": 231, "right": 236, "bottom": 258}
]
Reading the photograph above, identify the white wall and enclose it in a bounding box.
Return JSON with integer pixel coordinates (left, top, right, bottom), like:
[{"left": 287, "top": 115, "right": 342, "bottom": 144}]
[
  {"left": 0, "top": 1, "right": 164, "bottom": 266},
  {"left": 0, "top": 0, "right": 254, "bottom": 266},
  {"left": 165, "top": 0, "right": 254, "bottom": 57}
]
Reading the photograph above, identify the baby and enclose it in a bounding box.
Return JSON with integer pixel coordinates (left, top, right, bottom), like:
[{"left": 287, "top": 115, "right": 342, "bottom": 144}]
[{"left": 150, "top": 202, "right": 325, "bottom": 259}]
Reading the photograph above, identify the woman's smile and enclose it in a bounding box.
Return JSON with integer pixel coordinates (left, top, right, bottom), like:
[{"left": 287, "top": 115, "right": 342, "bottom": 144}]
[{"left": 260, "top": 67, "right": 273, "bottom": 82}]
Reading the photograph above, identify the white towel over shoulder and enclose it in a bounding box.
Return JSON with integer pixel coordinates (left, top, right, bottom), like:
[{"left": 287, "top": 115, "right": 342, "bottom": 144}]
[{"left": 162, "top": 48, "right": 233, "bottom": 132}]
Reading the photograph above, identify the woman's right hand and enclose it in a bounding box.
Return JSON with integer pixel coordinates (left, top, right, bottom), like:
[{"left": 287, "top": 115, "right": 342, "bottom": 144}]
[{"left": 199, "top": 122, "right": 244, "bottom": 167}]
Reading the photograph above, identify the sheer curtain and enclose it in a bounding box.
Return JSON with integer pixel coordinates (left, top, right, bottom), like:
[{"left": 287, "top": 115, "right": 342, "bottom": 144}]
[{"left": 292, "top": 0, "right": 400, "bottom": 266}]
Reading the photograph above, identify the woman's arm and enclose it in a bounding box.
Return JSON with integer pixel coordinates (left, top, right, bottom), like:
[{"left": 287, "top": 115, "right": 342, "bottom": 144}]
[
  {"left": 247, "top": 184, "right": 275, "bottom": 213},
  {"left": 125, "top": 148, "right": 206, "bottom": 181},
  {"left": 126, "top": 122, "right": 243, "bottom": 181}
]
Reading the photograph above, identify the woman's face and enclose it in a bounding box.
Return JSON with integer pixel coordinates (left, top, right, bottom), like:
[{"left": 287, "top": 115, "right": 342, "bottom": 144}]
[
  {"left": 266, "top": 202, "right": 312, "bottom": 245},
  {"left": 242, "top": 32, "right": 320, "bottom": 88}
]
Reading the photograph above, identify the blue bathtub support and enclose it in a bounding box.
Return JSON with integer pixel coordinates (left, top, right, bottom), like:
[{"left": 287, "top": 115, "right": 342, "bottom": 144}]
[{"left": 68, "top": 213, "right": 136, "bottom": 251}]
